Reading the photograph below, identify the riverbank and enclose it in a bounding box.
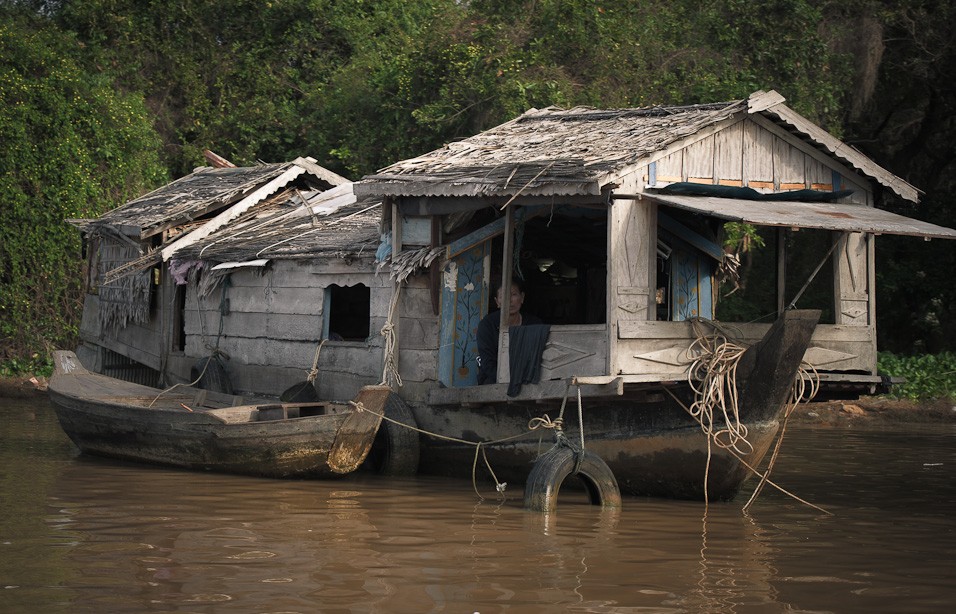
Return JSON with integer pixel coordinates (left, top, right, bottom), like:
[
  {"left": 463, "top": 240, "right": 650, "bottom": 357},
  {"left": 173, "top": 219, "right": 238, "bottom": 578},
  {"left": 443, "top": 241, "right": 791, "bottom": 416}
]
[
  {"left": 790, "top": 397, "right": 956, "bottom": 426},
  {"left": 3, "top": 374, "right": 953, "bottom": 424},
  {"left": 0, "top": 375, "right": 48, "bottom": 399}
]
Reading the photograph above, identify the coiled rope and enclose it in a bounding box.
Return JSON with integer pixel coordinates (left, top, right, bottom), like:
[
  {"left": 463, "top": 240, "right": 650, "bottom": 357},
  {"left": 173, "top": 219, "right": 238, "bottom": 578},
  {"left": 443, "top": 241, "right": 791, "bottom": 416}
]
[
  {"left": 686, "top": 319, "right": 753, "bottom": 457},
  {"left": 663, "top": 319, "right": 827, "bottom": 513}
]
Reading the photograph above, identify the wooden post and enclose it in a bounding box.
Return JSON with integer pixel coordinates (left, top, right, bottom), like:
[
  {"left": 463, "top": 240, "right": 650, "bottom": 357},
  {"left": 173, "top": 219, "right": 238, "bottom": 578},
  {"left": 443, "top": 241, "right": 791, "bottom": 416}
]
[
  {"left": 608, "top": 174, "right": 656, "bottom": 376},
  {"left": 834, "top": 231, "right": 869, "bottom": 326},
  {"left": 777, "top": 227, "right": 786, "bottom": 315},
  {"left": 389, "top": 199, "right": 403, "bottom": 381},
  {"left": 498, "top": 204, "right": 516, "bottom": 382}
]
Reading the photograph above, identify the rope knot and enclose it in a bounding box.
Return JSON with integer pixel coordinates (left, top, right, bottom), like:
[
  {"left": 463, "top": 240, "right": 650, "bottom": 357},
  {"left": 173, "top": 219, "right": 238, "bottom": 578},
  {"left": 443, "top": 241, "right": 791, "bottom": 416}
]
[
  {"left": 348, "top": 400, "right": 367, "bottom": 413},
  {"left": 528, "top": 415, "right": 563, "bottom": 431}
]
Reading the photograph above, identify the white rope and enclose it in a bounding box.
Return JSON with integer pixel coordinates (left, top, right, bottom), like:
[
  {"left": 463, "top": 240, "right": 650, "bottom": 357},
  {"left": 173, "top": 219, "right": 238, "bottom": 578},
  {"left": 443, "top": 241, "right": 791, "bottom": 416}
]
[
  {"left": 664, "top": 318, "right": 824, "bottom": 512},
  {"left": 379, "top": 281, "right": 403, "bottom": 388},
  {"left": 686, "top": 319, "right": 753, "bottom": 457},
  {"left": 307, "top": 338, "right": 327, "bottom": 383}
]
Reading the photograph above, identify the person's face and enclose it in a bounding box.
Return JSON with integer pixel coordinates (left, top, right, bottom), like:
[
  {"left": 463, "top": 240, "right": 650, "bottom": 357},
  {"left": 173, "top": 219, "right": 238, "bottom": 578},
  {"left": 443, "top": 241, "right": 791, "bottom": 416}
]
[{"left": 496, "top": 285, "right": 525, "bottom": 315}]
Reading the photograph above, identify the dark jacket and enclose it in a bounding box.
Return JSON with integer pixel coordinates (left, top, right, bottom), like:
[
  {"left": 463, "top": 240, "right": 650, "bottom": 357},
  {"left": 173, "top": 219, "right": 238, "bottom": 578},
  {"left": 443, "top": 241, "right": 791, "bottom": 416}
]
[{"left": 476, "top": 310, "right": 542, "bottom": 385}]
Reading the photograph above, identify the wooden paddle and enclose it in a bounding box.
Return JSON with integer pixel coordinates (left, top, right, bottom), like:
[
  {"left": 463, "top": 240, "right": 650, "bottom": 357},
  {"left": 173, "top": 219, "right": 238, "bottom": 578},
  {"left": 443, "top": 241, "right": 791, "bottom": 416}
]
[{"left": 326, "top": 385, "right": 392, "bottom": 474}]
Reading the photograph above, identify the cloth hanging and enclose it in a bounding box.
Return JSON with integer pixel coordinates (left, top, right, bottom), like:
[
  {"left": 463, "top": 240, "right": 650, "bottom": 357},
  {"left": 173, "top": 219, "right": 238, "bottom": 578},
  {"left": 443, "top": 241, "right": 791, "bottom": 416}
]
[{"left": 507, "top": 324, "right": 551, "bottom": 397}]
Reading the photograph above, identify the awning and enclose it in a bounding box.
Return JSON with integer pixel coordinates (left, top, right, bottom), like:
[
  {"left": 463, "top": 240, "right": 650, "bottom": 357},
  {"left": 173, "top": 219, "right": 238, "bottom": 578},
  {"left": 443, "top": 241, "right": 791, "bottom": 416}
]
[{"left": 640, "top": 192, "right": 956, "bottom": 240}]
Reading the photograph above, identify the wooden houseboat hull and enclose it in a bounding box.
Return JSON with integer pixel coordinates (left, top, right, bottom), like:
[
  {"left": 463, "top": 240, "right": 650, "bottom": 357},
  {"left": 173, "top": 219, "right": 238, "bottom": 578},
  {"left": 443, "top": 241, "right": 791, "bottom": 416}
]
[
  {"left": 411, "top": 309, "right": 820, "bottom": 501},
  {"left": 414, "top": 398, "right": 780, "bottom": 500}
]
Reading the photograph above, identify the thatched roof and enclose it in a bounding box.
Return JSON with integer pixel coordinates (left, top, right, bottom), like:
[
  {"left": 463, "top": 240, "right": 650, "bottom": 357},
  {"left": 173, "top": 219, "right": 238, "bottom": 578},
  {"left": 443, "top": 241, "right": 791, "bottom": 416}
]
[
  {"left": 358, "top": 102, "right": 744, "bottom": 199},
  {"left": 173, "top": 182, "right": 381, "bottom": 264},
  {"left": 92, "top": 157, "right": 348, "bottom": 240},
  {"left": 356, "top": 90, "right": 918, "bottom": 202}
]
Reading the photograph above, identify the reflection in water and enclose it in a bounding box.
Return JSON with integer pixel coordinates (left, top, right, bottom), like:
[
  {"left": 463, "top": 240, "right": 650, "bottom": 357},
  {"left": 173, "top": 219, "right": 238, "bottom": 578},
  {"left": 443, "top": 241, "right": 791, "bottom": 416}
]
[{"left": 1, "top": 396, "right": 955, "bottom": 613}]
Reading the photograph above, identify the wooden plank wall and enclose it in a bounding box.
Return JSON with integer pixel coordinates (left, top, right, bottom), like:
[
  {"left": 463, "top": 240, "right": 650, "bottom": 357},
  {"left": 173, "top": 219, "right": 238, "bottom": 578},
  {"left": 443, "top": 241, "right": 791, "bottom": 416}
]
[
  {"left": 608, "top": 171, "right": 657, "bottom": 376},
  {"left": 650, "top": 115, "right": 875, "bottom": 331},
  {"left": 616, "top": 320, "right": 875, "bottom": 377},
  {"left": 182, "top": 259, "right": 388, "bottom": 399},
  {"left": 655, "top": 118, "right": 869, "bottom": 201},
  {"left": 394, "top": 275, "right": 442, "bottom": 387}
]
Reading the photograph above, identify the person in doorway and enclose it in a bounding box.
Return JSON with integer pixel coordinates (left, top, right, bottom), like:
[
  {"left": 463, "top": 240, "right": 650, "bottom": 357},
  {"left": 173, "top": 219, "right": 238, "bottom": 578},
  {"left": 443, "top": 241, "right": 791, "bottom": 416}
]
[{"left": 476, "top": 278, "right": 542, "bottom": 385}]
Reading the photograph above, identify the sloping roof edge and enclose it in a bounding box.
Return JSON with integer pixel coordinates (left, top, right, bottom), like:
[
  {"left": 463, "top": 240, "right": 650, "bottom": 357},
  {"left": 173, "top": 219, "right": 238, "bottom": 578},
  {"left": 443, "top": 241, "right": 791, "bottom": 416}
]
[
  {"left": 749, "top": 90, "right": 920, "bottom": 203},
  {"left": 160, "top": 164, "right": 307, "bottom": 260}
]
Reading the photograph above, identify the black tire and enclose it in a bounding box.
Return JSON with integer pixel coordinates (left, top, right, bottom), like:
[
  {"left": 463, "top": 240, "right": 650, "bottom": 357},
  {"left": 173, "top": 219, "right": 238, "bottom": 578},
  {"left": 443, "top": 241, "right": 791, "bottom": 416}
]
[
  {"left": 523, "top": 447, "right": 622, "bottom": 513},
  {"left": 280, "top": 380, "right": 319, "bottom": 402},
  {"left": 191, "top": 356, "right": 233, "bottom": 395},
  {"left": 366, "top": 393, "right": 420, "bottom": 476}
]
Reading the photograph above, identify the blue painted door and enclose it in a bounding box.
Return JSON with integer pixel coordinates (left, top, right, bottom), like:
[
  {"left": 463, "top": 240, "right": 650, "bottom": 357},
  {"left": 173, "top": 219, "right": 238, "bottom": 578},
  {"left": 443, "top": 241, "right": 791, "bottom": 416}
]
[{"left": 438, "top": 242, "right": 490, "bottom": 386}]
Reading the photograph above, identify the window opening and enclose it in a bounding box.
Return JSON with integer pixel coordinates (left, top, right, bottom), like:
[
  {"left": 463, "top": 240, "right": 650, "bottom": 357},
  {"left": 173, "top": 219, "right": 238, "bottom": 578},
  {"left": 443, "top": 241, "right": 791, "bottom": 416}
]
[
  {"left": 488, "top": 206, "right": 607, "bottom": 325},
  {"left": 172, "top": 283, "right": 187, "bottom": 351},
  {"left": 326, "top": 284, "right": 371, "bottom": 341},
  {"left": 714, "top": 227, "right": 835, "bottom": 324}
]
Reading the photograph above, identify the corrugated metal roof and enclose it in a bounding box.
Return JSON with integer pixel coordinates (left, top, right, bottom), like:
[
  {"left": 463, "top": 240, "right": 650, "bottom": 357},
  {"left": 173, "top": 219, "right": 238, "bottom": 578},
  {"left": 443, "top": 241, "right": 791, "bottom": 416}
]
[
  {"left": 750, "top": 91, "right": 920, "bottom": 202},
  {"left": 640, "top": 192, "right": 956, "bottom": 240}
]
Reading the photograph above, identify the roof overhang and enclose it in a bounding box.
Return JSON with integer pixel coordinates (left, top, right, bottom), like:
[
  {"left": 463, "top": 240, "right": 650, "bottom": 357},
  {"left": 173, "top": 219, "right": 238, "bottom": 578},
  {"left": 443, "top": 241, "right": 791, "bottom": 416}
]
[{"left": 639, "top": 192, "right": 956, "bottom": 240}]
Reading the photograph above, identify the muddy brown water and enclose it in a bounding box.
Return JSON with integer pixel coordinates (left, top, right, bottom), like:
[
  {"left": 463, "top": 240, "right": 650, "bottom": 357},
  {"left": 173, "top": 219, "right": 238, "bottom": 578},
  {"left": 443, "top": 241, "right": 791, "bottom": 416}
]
[{"left": 1, "top": 395, "right": 954, "bottom": 613}]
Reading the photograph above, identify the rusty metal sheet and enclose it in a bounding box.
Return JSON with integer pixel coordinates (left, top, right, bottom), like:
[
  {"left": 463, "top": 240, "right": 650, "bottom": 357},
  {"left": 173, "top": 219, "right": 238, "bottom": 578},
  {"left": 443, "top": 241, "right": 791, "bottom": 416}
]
[{"left": 641, "top": 193, "right": 956, "bottom": 239}]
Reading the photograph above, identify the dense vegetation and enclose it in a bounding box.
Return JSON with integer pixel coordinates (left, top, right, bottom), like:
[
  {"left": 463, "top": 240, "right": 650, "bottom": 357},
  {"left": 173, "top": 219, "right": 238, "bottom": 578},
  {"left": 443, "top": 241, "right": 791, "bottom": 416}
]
[
  {"left": 877, "top": 352, "right": 956, "bottom": 401},
  {"left": 1, "top": 0, "right": 954, "bottom": 378}
]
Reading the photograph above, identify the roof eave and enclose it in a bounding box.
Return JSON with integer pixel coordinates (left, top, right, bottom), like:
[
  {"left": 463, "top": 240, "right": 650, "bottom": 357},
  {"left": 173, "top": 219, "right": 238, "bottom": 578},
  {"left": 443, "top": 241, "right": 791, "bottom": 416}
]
[{"left": 751, "top": 91, "right": 920, "bottom": 203}]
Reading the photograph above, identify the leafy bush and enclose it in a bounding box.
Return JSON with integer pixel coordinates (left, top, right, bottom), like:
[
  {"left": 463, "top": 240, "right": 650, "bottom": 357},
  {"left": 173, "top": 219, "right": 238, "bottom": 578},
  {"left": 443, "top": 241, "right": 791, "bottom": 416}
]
[
  {"left": 0, "top": 16, "right": 167, "bottom": 361},
  {"left": 878, "top": 352, "right": 956, "bottom": 401},
  {"left": 0, "top": 354, "right": 53, "bottom": 378}
]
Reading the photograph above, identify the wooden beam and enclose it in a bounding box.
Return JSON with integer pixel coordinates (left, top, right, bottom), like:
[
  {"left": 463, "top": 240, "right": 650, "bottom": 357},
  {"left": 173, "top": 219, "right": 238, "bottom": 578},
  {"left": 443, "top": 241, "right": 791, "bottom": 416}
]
[
  {"left": 497, "top": 205, "right": 515, "bottom": 383},
  {"left": 397, "top": 194, "right": 605, "bottom": 216}
]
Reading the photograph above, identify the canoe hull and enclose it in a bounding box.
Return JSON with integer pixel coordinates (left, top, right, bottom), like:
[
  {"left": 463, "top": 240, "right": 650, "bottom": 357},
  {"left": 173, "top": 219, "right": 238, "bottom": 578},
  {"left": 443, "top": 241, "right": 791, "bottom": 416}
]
[{"left": 47, "top": 351, "right": 387, "bottom": 478}]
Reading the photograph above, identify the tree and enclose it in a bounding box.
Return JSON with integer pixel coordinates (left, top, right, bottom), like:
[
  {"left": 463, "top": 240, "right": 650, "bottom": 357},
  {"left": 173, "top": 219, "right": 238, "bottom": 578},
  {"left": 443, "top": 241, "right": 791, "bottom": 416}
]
[
  {"left": 842, "top": 0, "right": 956, "bottom": 352},
  {"left": 0, "top": 13, "right": 166, "bottom": 360}
]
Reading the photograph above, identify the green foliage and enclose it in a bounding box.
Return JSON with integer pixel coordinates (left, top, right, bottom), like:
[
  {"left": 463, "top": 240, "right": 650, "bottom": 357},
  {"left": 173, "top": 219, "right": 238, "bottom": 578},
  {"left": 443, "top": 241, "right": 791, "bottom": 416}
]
[
  {"left": 878, "top": 352, "right": 956, "bottom": 401},
  {"left": 0, "top": 353, "right": 53, "bottom": 378},
  {"left": 0, "top": 0, "right": 949, "bottom": 366},
  {"left": 45, "top": 0, "right": 851, "bottom": 177},
  {"left": 722, "top": 223, "right": 766, "bottom": 252},
  {"left": 0, "top": 15, "right": 166, "bottom": 360}
]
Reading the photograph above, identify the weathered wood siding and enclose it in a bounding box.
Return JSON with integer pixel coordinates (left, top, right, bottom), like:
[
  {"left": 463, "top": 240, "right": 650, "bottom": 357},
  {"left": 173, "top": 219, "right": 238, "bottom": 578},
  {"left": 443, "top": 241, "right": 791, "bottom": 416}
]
[
  {"left": 608, "top": 172, "right": 657, "bottom": 376},
  {"left": 182, "top": 259, "right": 386, "bottom": 399},
  {"left": 499, "top": 324, "right": 607, "bottom": 382},
  {"left": 615, "top": 320, "right": 875, "bottom": 378},
  {"left": 77, "top": 288, "right": 164, "bottom": 373},
  {"left": 624, "top": 116, "right": 877, "bottom": 376},
  {"left": 651, "top": 117, "right": 870, "bottom": 202}
]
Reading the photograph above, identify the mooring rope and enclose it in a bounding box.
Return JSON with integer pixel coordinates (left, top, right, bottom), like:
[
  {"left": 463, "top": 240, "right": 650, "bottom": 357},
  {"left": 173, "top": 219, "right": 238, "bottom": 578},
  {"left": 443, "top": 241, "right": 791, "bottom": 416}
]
[
  {"left": 306, "top": 338, "right": 327, "bottom": 384},
  {"left": 686, "top": 319, "right": 753, "bottom": 457},
  {"left": 379, "top": 281, "right": 403, "bottom": 389},
  {"left": 741, "top": 362, "right": 820, "bottom": 512},
  {"left": 354, "top": 401, "right": 540, "bottom": 500}
]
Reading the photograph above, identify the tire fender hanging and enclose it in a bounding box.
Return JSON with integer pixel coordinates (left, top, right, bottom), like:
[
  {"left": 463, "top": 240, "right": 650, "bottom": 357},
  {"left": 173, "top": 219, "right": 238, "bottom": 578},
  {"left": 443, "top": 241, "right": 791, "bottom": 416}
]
[
  {"left": 523, "top": 446, "right": 622, "bottom": 513},
  {"left": 367, "top": 392, "right": 420, "bottom": 476}
]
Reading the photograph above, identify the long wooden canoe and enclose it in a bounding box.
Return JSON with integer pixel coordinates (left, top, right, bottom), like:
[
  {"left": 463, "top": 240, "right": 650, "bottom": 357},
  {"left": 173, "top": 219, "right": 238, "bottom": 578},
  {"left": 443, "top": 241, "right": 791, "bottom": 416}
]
[{"left": 48, "top": 351, "right": 390, "bottom": 478}]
